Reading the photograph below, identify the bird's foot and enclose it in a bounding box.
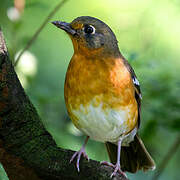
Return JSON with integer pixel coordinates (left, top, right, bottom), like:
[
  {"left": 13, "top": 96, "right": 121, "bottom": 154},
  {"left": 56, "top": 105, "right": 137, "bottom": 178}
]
[
  {"left": 110, "top": 163, "right": 127, "bottom": 178},
  {"left": 70, "top": 147, "right": 89, "bottom": 172},
  {"left": 101, "top": 161, "right": 127, "bottom": 178}
]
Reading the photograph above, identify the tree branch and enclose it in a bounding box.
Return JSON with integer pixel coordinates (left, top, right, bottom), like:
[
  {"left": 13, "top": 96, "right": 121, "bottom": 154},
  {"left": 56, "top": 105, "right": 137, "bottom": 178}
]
[
  {"left": 0, "top": 29, "right": 128, "bottom": 180},
  {"left": 14, "top": 0, "right": 69, "bottom": 66},
  {"left": 152, "top": 134, "right": 180, "bottom": 180}
]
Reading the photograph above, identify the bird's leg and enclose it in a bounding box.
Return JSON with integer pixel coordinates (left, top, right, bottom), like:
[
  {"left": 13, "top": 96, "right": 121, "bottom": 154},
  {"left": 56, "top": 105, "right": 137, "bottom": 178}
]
[
  {"left": 101, "top": 138, "right": 127, "bottom": 178},
  {"left": 70, "top": 136, "right": 89, "bottom": 172},
  {"left": 110, "top": 138, "right": 126, "bottom": 178}
]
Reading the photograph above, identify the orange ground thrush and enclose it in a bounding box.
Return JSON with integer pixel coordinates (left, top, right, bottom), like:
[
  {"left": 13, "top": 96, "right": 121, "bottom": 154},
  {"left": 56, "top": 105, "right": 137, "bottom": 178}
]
[{"left": 52, "top": 16, "right": 155, "bottom": 178}]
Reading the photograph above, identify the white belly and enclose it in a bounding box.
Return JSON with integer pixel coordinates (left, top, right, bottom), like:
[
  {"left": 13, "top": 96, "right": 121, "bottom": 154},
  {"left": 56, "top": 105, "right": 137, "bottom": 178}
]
[{"left": 70, "top": 99, "right": 137, "bottom": 144}]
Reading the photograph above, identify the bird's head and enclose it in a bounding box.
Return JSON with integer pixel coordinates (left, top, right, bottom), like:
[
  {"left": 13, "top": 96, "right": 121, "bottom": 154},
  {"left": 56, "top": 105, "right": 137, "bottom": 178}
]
[{"left": 52, "top": 16, "right": 120, "bottom": 58}]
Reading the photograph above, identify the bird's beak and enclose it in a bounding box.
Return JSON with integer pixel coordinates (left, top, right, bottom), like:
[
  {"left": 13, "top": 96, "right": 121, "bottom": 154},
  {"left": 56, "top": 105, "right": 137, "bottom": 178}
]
[{"left": 52, "top": 21, "right": 77, "bottom": 36}]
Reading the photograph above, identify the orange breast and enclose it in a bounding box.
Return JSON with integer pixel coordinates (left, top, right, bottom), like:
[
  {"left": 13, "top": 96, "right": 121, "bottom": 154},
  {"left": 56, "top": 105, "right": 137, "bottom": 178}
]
[{"left": 64, "top": 54, "right": 138, "bottom": 135}]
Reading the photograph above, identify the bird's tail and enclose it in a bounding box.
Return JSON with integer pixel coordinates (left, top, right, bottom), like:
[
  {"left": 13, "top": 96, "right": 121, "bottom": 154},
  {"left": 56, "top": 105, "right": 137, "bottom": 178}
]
[{"left": 105, "top": 134, "right": 156, "bottom": 173}]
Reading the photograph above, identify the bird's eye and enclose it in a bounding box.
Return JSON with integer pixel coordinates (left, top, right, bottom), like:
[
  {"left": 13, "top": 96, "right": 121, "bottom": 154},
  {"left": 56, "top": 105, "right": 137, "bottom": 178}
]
[{"left": 84, "top": 25, "right": 95, "bottom": 34}]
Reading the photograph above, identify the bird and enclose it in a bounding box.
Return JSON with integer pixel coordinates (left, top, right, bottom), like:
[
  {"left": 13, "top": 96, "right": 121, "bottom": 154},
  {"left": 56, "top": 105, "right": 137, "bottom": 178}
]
[{"left": 52, "top": 16, "right": 155, "bottom": 178}]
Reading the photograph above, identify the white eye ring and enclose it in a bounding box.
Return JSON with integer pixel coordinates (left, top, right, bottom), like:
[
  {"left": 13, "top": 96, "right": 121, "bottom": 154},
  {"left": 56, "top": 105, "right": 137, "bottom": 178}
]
[
  {"left": 89, "top": 25, "right": 96, "bottom": 34},
  {"left": 83, "top": 25, "right": 96, "bottom": 34}
]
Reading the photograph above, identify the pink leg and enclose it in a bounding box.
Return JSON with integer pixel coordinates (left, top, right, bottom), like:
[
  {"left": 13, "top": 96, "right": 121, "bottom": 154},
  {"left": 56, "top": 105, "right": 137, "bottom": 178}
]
[
  {"left": 70, "top": 136, "right": 89, "bottom": 172},
  {"left": 101, "top": 138, "right": 127, "bottom": 178}
]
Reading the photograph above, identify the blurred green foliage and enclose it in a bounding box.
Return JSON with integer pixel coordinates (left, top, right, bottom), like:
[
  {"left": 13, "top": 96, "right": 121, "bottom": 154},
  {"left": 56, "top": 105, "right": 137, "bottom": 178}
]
[{"left": 0, "top": 0, "right": 180, "bottom": 180}]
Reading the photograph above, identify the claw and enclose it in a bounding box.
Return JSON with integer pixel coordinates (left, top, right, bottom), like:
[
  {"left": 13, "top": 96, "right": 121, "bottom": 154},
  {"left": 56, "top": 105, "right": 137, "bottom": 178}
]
[
  {"left": 70, "top": 136, "right": 89, "bottom": 172},
  {"left": 70, "top": 148, "right": 89, "bottom": 172},
  {"left": 100, "top": 161, "right": 114, "bottom": 168},
  {"left": 101, "top": 161, "right": 127, "bottom": 178},
  {"left": 110, "top": 163, "right": 126, "bottom": 178},
  {"left": 70, "top": 151, "right": 78, "bottom": 163}
]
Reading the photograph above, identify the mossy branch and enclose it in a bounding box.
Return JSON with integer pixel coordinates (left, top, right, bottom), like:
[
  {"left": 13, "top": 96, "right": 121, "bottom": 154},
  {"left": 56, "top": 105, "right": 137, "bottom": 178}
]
[{"left": 0, "top": 29, "right": 128, "bottom": 180}]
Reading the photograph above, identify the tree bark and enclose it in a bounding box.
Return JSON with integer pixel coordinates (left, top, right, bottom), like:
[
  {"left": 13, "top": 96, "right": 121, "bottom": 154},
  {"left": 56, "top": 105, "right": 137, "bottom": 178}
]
[{"left": 0, "top": 29, "right": 128, "bottom": 180}]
